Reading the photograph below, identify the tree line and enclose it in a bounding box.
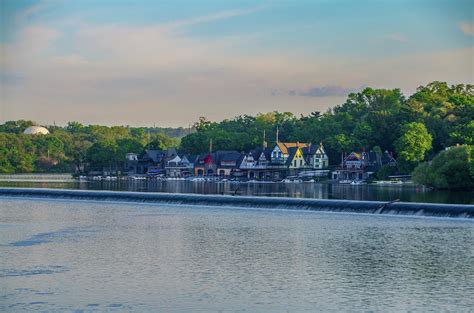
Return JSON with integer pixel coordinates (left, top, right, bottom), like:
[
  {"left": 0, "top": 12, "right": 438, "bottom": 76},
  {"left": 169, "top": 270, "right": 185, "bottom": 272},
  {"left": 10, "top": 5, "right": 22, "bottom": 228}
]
[
  {"left": 0, "top": 81, "right": 473, "bottom": 189},
  {"left": 0, "top": 121, "right": 180, "bottom": 173},
  {"left": 181, "top": 81, "right": 472, "bottom": 168},
  {"left": 180, "top": 81, "right": 473, "bottom": 189}
]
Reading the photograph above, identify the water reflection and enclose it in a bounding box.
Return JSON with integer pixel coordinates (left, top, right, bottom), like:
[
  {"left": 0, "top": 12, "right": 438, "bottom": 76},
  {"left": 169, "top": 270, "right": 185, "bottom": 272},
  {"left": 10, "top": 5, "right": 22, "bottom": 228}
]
[
  {"left": 0, "top": 180, "right": 472, "bottom": 204},
  {"left": 1, "top": 199, "right": 472, "bottom": 312}
]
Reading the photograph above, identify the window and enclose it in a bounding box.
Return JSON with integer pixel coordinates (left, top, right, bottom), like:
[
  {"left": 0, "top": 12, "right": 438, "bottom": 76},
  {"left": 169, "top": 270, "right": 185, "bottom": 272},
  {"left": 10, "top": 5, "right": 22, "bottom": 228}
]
[
  {"left": 300, "top": 160, "right": 303, "bottom": 166},
  {"left": 294, "top": 160, "right": 297, "bottom": 167}
]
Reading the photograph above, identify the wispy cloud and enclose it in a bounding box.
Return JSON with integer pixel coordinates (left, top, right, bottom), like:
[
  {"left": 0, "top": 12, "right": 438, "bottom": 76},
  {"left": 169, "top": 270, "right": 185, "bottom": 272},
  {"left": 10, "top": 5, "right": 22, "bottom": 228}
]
[
  {"left": 289, "top": 86, "right": 361, "bottom": 97},
  {"left": 14, "top": 0, "right": 50, "bottom": 24},
  {"left": 459, "top": 22, "right": 474, "bottom": 36},
  {"left": 382, "top": 33, "right": 408, "bottom": 43},
  {"left": 1, "top": 2, "right": 473, "bottom": 126},
  {"left": 166, "top": 6, "right": 267, "bottom": 30}
]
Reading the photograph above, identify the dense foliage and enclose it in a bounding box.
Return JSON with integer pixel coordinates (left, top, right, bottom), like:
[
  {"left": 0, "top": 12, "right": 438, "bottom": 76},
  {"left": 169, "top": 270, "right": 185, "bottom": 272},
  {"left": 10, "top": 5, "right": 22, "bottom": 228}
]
[
  {"left": 181, "top": 82, "right": 473, "bottom": 169},
  {"left": 1, "top": 81, "right": 472, "bottom": 183},
  {"left": 412, "top": 145, "right": 474, "bottom": 190},
  {"left": 0, "top": 122, "right": 180, "bottom": 174}
]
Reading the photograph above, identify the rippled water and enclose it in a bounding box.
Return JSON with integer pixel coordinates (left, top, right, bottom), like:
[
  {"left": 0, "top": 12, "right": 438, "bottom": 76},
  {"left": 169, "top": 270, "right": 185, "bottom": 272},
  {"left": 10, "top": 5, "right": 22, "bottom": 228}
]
[{"left": 1, "top": 198, "right": 473, "bottom": 312}]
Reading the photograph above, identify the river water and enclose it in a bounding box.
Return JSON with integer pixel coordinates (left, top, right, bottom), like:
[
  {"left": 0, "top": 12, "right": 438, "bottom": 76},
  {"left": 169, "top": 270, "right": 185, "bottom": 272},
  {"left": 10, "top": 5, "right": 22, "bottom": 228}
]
[
  {"left": 1, "top": 198, "right": 473, "bottom": 312},
  {"left": 0, "top": 179, "right": 472, "bottom": 204}
]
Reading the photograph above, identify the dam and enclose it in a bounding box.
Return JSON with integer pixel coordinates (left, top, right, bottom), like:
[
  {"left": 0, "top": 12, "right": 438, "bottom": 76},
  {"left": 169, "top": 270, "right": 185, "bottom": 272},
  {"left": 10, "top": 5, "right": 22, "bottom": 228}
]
[{"left": 0, "top": 187, "right": 473, "bottom": 218}]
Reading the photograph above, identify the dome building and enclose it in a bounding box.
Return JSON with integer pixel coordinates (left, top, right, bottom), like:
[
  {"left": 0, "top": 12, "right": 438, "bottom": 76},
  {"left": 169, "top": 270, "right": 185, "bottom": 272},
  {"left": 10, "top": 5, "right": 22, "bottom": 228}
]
[{"left": 23, "top": 126, "right": 50, "bottom": 135}]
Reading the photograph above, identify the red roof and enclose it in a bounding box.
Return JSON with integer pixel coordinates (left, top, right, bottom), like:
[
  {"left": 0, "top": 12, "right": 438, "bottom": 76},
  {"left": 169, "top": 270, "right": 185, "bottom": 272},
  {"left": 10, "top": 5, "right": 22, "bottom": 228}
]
[{"left": 203, "top": 154, "right": 213, "bottom": 164}]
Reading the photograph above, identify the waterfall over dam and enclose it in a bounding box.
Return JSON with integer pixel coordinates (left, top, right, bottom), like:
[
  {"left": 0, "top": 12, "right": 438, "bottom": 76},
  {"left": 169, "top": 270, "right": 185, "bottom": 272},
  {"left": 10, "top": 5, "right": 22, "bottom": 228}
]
[{"left": 0, "top": 188, "right": 473, "bottom": 218}]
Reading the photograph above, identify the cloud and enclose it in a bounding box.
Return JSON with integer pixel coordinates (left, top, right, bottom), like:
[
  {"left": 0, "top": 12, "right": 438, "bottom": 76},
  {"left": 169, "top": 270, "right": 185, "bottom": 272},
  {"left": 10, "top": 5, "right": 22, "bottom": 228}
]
[
  {"left": 166, "top": 6, "right": 266, "bottom": 29},
  {"left": 382, "top": 33, "right": 408, "bottom": 43},
  {"left": 459, "top": 22, "right": 474, "bottom": 36},
  {"left": 290, "top": 86, "right": 361, "bottom": 97},
  {"left": 1, "top": 4, "right": 473, "bottom": 126},
  {"left": 14, "top": 1, "right": 50, "bottom": 24}
]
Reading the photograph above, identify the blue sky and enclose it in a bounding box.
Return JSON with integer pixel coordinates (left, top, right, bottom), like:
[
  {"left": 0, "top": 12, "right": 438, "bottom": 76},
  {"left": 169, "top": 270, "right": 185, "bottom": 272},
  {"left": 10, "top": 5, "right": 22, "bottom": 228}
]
[{"left": 1, "top": 0, "right": 473, "bottom": 126}]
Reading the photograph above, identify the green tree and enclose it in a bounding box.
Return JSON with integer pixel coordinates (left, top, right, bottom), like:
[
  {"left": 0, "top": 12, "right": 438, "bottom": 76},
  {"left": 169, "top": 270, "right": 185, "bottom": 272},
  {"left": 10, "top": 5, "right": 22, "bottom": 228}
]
[
  {"left": 395, "top": 122, "right": 432, "bottom": 164},
  {"left": 86, "top": 140, "right": 119, "bottom": 171},
  {"left": 69, "top": 134, "right": 93, "bottom": 173},
  {"left": 412, "top": 145, "right": 473, "bottom": 190}
]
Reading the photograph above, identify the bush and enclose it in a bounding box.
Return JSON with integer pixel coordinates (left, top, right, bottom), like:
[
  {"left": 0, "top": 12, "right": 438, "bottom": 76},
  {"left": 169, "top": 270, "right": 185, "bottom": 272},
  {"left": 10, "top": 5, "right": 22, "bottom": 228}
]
[
  {"left": 375, "top": 164, "right": 398, "bottom": 180},
  {"left": 412, "top": 145, "right": 473, "bottom": 190}
]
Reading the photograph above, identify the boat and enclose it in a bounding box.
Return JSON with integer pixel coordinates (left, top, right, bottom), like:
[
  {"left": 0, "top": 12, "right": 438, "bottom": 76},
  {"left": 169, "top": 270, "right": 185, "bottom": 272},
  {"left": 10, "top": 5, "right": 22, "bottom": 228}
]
[{"left": 339, "top": 180, "right": 352, "bottom": 184}]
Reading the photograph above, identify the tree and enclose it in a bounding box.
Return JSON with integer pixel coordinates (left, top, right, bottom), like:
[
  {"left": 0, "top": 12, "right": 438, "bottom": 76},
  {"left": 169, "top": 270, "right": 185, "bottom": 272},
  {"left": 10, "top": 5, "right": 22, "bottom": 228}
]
[
  {"left": 395, "top": 122, "right": 432, "bottom": 165},
  {"left": 66, "top": 121, "right": 84, "bottom": 134},
  {"left": 409, "top": 81, "right": 474, "bottom": 150},
  {"left": 412, "top": 145, "right": 473, "bottom": 190},
  {"left": 0, "top": 134, "right": 36, "bottom": 173},
  {"left": 86, "top": 140, "right": 119, "bottom": 171},
  {"left": 69, "top": 134, "right": 93, "bottom": 173},
  {"left": 0, "top": 120, "right": 35, "bottom": 134},
  {"left": 148, "top": 133, "right": 179, "bottom": 150}
]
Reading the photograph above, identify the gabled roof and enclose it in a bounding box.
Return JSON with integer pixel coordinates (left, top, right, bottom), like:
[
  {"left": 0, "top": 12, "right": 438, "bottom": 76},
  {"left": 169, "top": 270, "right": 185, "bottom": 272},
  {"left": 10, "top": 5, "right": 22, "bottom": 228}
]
[
  {"left": 250, "top": 148, "right": 262, "bottom": 158},
  {"left": 381, "top": 151, "right": 396, "bottom": 164},
  {"left": 186, "top": 154, "right": 199, "bottom": 163},
  {"left": 168, "top": 155, "right": 181, "bottom": 163},
  {"left": 217, "top": 151, "right": 242, "bottom": 162},
  {"left": 303, "top": 143, "right": 327, "bottom": 156},
  {"left": 235, "top": 153, "right": 246, "bottom": 168},
  {"left": 276, "top": 142, "right": 308, "bottom": 154},
  {"left": 285, "top": 147, "right": 304, "bottom": 166},
  {"left": 165, "top": 148, "right": 177, "bottom": 158},
  {"left": 345, "top": 152, "right": 363, "bottom": 161},
  {"left": 263, "top": 147, "right": 273, "bottom": 160},
  {"left": 203, "top": 153, "right": 213, "bottom": 164},
  {"left": 141, "top": 150, "right": 165, "bottom": 163}
]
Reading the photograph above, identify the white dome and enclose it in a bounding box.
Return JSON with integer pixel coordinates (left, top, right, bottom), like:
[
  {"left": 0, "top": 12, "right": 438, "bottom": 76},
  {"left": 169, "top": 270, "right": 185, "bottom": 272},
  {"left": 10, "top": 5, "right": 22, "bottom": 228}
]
[{"left": 23, "top": 126, "right": 50, "bottom": 135}]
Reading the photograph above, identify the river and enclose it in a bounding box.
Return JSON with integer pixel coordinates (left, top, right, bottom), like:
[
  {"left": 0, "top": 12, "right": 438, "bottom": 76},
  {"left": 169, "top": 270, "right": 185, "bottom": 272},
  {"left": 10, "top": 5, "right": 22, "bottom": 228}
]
[
  {"left": 0, "top": 178, "right": 472, "bottom": 204},
  {"left": 1, "top": 198, "right": 473, "bottom": 312}
]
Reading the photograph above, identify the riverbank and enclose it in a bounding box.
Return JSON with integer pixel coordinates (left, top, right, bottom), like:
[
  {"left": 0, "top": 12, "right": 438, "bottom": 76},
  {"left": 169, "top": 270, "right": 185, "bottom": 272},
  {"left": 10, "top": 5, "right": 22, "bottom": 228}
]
[{"left": 1, "top": 188, "right": 473, "bottom": 218}]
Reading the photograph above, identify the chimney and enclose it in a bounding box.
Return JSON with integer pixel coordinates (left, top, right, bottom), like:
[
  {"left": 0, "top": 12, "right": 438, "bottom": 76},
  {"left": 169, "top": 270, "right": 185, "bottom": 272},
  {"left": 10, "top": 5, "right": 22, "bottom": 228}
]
[{"left": 263, "top": 129, "right": 267, "bottom": 148}]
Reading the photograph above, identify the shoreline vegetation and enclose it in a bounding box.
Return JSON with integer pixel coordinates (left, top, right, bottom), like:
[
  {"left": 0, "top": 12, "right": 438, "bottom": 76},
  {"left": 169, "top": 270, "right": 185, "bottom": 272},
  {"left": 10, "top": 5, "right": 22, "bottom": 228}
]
[{"left": 1, "top": 81, "right": 473, "bottom": 190}]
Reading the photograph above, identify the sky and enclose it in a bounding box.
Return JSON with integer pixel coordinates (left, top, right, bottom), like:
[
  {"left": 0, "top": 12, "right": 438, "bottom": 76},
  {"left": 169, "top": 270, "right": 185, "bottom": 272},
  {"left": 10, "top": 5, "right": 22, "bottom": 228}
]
[{"left": 0, "top": 0, "right": 473, "bottom": 127}]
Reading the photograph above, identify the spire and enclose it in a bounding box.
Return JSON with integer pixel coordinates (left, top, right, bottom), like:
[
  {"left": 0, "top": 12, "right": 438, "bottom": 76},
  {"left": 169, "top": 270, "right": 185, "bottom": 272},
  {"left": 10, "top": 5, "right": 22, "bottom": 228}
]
[
  {"left": 209, "top": 138, "right": 213, "bottom": 153},
  {"left": 276, "top": 126, "right": 279, "bottom": 143},
  {"left": 147, "top": 129, "right": 150, "bottom": 150},
  {"left": 263, "top": 130, "right": 267, "bottom": 148}
]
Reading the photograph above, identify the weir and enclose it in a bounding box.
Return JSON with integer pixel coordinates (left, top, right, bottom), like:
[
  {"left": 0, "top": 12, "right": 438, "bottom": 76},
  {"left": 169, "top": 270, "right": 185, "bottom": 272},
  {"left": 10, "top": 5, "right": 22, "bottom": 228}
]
[{"left": 0, "top": 188, "right": 473, "bottom": 218}]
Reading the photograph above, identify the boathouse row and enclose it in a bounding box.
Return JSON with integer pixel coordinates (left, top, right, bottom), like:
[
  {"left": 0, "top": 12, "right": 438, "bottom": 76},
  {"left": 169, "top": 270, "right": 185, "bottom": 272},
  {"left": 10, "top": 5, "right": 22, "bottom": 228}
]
[{"left": 124, "top": 142, "right": 331, "bottom": 179}]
